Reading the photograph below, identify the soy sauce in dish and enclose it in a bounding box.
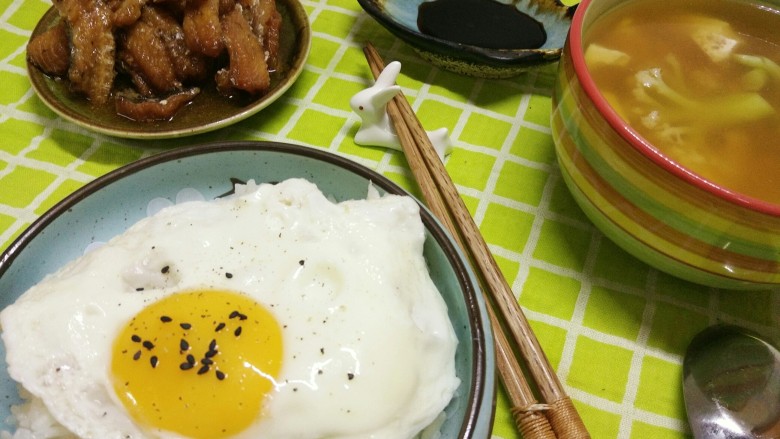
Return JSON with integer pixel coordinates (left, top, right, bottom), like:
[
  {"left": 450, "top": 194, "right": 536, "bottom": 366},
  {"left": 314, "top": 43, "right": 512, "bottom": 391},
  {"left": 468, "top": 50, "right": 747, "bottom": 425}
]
[{"left": 417, "top": 0, "right": 547, "bottom": 49}]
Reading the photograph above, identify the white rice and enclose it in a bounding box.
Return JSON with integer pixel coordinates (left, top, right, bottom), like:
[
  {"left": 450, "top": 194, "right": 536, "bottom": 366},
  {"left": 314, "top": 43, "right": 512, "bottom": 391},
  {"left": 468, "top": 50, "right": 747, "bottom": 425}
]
[
  {"left": 0, "top": 387, "right": 447, "bottom": 439},
  {"left": 2, "top": 391, "right": 448, "bottom": 439},
  {"left": 1, "top": 389, "right": 75, "bottom": 439},
  {"left": 2, "top": 394, "right": 447, "bottom": 439}
]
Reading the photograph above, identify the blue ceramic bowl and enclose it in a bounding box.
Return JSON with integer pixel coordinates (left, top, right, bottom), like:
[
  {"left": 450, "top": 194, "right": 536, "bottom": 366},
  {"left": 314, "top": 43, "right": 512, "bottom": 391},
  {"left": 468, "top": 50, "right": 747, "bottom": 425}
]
[
  {"left": 0, "top": 141, "right": 496, "bottom": 438},
  {"left": 358, "top": 0, "right": 575, "bottom": 78}
]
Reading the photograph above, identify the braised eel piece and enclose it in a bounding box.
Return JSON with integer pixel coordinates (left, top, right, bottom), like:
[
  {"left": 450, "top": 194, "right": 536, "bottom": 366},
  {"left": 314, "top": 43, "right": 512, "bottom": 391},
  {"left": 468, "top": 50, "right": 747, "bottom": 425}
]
[
  {"left": 118, "top": 5, "right": 209, "bottom": 96},
  {"left": 53, "top": 0, "right": 116, "bottom": 105},
  {"left": 115, "top": 86, "right": 200, "bottom": 121},
  {"left": 237, "top": 0, "right": 281, "bottom": 71},
  {"left": 27, "top": 19, "right": 70, "bottom": 76},
  {"left": 183, "top": 0, "right": 224, "bottom": 57},
  {"left": 216, "top": 4, "right": 270, "bottom": 95}
]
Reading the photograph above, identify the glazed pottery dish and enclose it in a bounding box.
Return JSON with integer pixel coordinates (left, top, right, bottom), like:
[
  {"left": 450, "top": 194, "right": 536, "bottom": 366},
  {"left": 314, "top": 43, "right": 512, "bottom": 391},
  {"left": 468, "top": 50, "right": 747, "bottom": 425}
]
[
  {"left": 26, "top": 1, "right": 311, "bottom": 139},
  {"left": 0, "top": 142, "right": 495, "bottom": 438},
  {"left": 551, "top": 0, "right": 780, "bottom": 289},
  {"left": 357, "top": 0, "right": 575, "bottom": 78}
]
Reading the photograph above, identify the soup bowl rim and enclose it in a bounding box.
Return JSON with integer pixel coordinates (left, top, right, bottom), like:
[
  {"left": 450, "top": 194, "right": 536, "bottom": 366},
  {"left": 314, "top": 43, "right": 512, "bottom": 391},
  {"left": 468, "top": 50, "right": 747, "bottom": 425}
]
[{"left": 569, "top": 0, "right": 780, "bottom": 217}]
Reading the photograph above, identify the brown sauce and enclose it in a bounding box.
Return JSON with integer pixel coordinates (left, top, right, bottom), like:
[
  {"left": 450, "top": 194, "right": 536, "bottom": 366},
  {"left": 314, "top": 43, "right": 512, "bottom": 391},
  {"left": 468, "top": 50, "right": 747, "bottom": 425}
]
[{"left": 417, "top": 0, "right": 547, "bottom": 50}]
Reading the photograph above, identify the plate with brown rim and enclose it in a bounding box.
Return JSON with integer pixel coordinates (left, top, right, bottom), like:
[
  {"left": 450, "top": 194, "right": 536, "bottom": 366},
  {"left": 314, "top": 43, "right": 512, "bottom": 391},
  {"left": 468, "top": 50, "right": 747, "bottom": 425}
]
[{"left": 26, "top": 2, "right": 311, "bottom": 139}]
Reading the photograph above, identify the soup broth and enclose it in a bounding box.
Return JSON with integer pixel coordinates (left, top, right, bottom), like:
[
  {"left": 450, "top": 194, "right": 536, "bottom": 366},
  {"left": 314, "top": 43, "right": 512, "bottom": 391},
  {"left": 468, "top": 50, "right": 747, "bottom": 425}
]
[{"left": 583, "top": 0, "right": 780, "bottom": 205}]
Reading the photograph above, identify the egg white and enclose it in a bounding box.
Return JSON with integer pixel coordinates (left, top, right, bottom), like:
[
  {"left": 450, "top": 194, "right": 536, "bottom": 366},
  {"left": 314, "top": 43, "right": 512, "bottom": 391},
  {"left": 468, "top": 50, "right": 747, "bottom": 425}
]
[{"left": 0, "top": 178, "right": 460, "bottom": 439}]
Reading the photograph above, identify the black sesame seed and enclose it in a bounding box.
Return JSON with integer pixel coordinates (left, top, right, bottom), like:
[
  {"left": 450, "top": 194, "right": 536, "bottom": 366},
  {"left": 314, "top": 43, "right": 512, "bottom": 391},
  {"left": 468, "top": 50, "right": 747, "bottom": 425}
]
[
  {"left": 142, "top": 340, "right": 155, "bottom": 350},
  {"left": 197, "top": 365, "right": 210, "bottom": 375},
  {"left": 135, "top": 287, "right": 144, "bottom": 291},
  {"left": 205, "top": 349, "right": 218, "bottom": 358},
  {"left": 180, "top": 362, "right": 194, "bottom": 371},
  {"left": 209, "top": 339, "right": 218, "bottom": 351},
  {"left": 215, "top": 322, "right": 226, "bottom": 332},
  {"left": 299, "top": 260, "right": 305, "bottom": 266},
  {"left": 161, "top": 265, "right": 170, "bottom": 274},
  {"left": 215, "top": 370, "right": 226, "bottom": 380},
  {"left": 225, "top": 272, "right": 233, "bottom": 279},
  {"left": 201, "top": 357, "right": 213, "bottom": 366},
  {"left": 131, "top": 335, "right": 142, "bottom": 343},
  {"left": 180, "top": 323, "right": 192, "bottom": 330},
  {"left": 160, "top": 315, "right": 172, "bottom": 323},
  {"left": 133, "top": 351, "right": 141, "bottom": 361},
  {"left": 180, "top": 339, "right": 189, "bottom": 351},
  {"left": 228, "top": 310, "right": 247, "bottom": 320},
  {"left": 347, "top": 373, "right": 355, "bottom": 380},
  {"left": 234, "top": 326, "right": 242, "bottom": 337},
  {"left": 150, "top": 356, "right": 159, "bottom": 368},
  {"left": 186, "top": 354, "right": 196, "bottom": 365}
]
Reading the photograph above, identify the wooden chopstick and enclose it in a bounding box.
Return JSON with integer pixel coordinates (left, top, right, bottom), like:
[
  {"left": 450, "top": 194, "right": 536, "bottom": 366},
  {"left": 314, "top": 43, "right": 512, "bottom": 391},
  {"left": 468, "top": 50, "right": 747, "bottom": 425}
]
[
  {"left": 362, "top": 43, "right": 590, "bottom": 439},
  {"left": 361, "top": 46, "right": 555, "bottom": 439}
]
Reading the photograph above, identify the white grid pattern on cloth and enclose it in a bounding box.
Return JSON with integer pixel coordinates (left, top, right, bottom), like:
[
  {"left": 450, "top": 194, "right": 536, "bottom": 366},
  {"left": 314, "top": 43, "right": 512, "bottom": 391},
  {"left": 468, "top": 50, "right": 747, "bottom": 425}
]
[{"left": 0, "top": 0, "right": 778, "bottom": 437}]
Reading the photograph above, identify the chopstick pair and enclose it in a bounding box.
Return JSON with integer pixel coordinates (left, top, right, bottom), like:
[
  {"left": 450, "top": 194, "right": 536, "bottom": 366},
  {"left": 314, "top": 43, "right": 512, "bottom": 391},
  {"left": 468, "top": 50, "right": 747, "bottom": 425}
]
[{"left": 361, "top": 43, "right": 590, "bottom": 439}]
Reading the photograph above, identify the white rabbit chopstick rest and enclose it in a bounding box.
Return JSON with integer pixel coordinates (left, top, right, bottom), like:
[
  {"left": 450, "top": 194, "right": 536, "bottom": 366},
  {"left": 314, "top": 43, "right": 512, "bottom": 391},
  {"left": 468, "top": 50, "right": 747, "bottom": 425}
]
[{"left": 350, "top": 61, "right": 452, "bottom": 161}]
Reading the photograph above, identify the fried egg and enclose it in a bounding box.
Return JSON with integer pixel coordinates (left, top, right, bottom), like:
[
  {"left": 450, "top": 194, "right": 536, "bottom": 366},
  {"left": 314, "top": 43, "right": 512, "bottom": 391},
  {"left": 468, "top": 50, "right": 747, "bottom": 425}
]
[{"left": 0, "top": 179, "right": 459, "bottom": 439}]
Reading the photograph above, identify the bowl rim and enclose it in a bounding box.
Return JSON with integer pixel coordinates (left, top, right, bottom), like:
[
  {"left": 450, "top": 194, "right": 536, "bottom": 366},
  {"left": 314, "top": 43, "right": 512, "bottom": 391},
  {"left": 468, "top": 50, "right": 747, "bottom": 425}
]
[
  {"left": 0, "top": 141, "right": 492, "bottom": 438},
  {"left": 569, "top": 0, "right": 780, "bottom": 217}
]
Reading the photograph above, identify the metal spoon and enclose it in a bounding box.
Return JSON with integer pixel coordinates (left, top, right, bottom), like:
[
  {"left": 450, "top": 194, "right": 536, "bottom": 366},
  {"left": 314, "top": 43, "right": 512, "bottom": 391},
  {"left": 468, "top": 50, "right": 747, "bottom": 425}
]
[{"left": 683, "top": 324, "right": 780, "bottom": 439}]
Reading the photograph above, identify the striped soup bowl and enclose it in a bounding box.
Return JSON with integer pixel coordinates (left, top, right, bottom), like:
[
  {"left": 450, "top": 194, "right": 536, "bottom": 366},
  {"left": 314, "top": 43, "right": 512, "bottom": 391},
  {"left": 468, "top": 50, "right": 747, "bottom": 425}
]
[{"left": 550, "top": 0, "right": 780, "bottom": 290}]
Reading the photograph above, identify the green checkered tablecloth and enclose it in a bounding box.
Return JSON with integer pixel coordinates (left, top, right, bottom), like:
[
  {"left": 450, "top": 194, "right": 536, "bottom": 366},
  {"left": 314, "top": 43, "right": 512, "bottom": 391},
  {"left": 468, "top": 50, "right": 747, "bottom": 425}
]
[{"left": 1, "top": 0, "right": 779, "bottom": 437}]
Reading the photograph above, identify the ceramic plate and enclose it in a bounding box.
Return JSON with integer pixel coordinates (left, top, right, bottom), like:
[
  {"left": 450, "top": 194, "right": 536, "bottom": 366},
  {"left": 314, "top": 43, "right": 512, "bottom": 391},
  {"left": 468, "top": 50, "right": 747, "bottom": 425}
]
[
  {"left": 358, "top": 0, "right": 575, "bottom": 77},
  {"left": 26, "top": 4, "right": 311, "bottom": 139},
  {"left": 0, "top": 141, "right": 496, "bottom": 438}
]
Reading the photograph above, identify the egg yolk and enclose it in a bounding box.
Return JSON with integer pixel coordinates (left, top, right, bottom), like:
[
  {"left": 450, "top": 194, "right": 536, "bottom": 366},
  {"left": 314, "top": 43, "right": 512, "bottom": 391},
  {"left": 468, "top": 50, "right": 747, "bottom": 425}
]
[{"left": 111, "top": 290, "right": 283, "bottom": 438}]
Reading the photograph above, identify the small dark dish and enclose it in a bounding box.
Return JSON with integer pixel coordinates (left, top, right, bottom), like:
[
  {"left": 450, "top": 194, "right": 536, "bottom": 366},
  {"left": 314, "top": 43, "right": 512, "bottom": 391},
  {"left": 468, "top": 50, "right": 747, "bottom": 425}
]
[
  {"left": 26, "top": 1, "right": 311, "bottom": 139},
  {"left": 358, "top": 0, "right": 575, "bottom": 78}
]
